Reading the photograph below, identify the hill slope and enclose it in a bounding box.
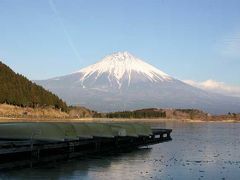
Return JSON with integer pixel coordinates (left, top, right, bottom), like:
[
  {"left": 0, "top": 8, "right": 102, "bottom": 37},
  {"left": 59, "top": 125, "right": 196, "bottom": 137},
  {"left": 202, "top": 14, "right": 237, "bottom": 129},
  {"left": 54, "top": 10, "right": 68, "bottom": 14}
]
[{"left": 0, "top": 61, "right": 68, "bottom": 112}]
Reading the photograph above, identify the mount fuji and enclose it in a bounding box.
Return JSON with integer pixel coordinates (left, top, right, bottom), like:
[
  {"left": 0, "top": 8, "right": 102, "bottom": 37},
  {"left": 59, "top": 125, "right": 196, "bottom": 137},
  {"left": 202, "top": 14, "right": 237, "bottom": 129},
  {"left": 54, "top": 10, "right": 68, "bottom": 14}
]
[{"left": 36, "top": 52, "right": 240, "bottom": 114}]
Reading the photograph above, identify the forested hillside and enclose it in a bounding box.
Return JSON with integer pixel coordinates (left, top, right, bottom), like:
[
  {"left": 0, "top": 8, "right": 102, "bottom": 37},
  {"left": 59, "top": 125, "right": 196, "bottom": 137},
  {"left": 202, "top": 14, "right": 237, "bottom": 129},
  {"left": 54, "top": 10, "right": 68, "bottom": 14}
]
[{"left": 0, "top": 61, "right": 68, "bottom": 112}]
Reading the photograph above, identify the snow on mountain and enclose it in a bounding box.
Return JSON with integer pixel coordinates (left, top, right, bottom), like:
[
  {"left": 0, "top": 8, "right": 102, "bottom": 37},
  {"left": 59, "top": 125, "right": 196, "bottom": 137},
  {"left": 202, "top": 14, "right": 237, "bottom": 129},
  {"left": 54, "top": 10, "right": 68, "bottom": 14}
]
[
  {"left": 75, "top": 51, "right": 172, "bottom": 88},
  {"left": 35, "top": 52, "right": 240, "bottom": 114}
]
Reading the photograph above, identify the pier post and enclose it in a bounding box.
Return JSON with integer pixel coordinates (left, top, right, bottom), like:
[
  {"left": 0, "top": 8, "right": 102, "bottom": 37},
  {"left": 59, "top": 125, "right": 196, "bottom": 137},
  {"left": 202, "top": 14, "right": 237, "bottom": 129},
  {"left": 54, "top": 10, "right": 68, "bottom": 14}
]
[
  {"left": 167, "top": 132, "right": 171, "bottom": 139},
  {"left": 95, "top": 140, "right": 101, "bottom": 151},
  {"left": 115, "top": 137, "right": 119, "bottom": 149},
  {"left": 69, "top": 142, "right": 75, "bottom": 153}
]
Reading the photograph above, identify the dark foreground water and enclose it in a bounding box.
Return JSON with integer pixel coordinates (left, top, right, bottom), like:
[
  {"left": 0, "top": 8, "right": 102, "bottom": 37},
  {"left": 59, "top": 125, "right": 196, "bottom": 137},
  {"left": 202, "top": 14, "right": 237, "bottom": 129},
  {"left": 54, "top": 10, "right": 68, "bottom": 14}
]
[{"left": 1, "top": 121, "right": 240, "bottom": 180}]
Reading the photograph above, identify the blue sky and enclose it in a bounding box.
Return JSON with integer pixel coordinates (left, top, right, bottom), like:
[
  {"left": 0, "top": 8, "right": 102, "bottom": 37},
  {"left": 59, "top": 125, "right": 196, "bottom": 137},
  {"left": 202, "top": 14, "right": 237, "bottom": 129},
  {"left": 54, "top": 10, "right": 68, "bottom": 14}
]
[{"left": 0, "top": 0, "right": 240, "bottom": 90}]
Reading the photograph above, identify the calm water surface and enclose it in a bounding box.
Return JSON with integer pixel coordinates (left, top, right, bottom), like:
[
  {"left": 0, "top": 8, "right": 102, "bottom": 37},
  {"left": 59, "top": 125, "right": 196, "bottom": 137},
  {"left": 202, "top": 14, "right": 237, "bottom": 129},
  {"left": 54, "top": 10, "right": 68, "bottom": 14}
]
[{"left": 1, "top": 121, "right": 240, "bottom": 180}]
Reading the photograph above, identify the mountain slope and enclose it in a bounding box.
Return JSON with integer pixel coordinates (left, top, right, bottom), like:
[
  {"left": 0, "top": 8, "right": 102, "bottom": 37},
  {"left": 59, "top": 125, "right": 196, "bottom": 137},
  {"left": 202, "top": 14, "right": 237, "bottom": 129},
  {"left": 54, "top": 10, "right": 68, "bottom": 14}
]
[
  {"left": 0, "top": 61, "right": 68, "bottom": 112},
  {"left": 36, "top": 52, "right": 240, "bottom": 114},
  {"left": 77, "top": 51, "right": 172, "bottom": 89}
]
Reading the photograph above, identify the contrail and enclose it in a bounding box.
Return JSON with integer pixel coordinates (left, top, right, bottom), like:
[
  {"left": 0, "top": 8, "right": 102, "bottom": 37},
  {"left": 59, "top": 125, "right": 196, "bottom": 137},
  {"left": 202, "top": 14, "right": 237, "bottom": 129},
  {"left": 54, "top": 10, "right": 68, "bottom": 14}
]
[{"left": 48, "top": 0, "right": 81, "bottom": 60}]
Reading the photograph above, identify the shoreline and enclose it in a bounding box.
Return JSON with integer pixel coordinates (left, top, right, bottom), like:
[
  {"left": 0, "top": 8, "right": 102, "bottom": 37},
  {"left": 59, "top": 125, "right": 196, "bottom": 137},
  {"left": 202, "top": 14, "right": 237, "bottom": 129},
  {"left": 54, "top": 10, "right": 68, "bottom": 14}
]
[
  {"left": 0, "top": 117, "right": 239, "bottom": 123},
  {"left": 1, "top": 104, "right": 239, "bottom": 123}
]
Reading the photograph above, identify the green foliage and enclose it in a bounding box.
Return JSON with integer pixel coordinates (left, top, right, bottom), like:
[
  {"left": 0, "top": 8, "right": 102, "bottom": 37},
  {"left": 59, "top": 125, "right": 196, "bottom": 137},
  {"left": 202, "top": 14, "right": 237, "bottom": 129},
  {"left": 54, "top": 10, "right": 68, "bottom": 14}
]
[
  {"left": 175, "top": 109, "right": 199, "bottom": 114},
  {"left": 0, "top": 61, "right": 68, "bottom": 112},
  {"left": 105, "top": 109, "right": 166, "bottom": 119}
]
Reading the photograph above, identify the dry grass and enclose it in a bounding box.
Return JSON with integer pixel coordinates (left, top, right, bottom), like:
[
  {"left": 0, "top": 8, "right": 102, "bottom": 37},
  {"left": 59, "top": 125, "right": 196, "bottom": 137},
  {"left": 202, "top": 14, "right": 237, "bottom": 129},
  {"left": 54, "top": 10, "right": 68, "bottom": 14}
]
[
  {"left": 0, "top": 104, "right": 69, "bottom": 119},
  {"left": 0, "top": 104, "right": 239, "bottom": 123}
]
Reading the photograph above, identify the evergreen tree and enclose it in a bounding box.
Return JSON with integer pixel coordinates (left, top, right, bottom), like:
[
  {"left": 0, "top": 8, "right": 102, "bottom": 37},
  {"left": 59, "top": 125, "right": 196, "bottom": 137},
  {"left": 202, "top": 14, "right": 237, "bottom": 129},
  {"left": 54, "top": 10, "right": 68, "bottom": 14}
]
[{"left": 0, "top": 61, "right": 68, "bottom": 112}]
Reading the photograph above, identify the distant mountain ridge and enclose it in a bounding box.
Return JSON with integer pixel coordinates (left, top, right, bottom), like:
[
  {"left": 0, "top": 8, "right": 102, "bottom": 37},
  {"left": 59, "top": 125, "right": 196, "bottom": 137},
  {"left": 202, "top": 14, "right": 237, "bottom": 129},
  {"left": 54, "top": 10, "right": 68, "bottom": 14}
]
[
  {"left": 0, "top": 61, "right": 68, "bottom": 112},
  {"left": 36, "top": 52, "right": 240, "bottom": 114}
]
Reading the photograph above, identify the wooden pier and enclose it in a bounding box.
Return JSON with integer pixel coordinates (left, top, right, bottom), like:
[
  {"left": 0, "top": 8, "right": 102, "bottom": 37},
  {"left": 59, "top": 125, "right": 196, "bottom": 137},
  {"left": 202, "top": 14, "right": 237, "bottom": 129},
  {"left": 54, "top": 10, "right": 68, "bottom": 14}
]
[{"left": 0, "top": 123, "right": 172, "bottom": 170}]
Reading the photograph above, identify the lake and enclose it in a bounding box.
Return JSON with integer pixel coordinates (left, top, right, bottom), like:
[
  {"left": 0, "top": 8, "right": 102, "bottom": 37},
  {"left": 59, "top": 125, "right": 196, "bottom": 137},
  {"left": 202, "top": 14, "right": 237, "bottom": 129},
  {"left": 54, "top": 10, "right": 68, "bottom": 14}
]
[{"left": 1, "top": 121, "right": 240, "bottom": 180}]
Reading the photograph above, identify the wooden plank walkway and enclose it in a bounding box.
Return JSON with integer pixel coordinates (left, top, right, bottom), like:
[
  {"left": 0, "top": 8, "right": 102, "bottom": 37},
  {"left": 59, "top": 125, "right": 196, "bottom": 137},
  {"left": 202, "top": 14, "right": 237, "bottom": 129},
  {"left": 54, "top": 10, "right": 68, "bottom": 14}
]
[{"left": 0, "top": 128, "right": 172, "bottom": 170}]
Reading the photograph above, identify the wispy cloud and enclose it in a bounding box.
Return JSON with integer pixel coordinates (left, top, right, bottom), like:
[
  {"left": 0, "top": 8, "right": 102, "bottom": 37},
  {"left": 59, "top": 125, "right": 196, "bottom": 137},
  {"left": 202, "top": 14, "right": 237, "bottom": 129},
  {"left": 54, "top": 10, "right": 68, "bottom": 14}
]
[
  {"left": 183, "top": 79, "right": 240, "bottom": 97},
  {"left": 220, "top": 31, "right": 240, "bottom": 59},
  {"left": 48, "top": 0, "right": 81, "bottom": 60}
]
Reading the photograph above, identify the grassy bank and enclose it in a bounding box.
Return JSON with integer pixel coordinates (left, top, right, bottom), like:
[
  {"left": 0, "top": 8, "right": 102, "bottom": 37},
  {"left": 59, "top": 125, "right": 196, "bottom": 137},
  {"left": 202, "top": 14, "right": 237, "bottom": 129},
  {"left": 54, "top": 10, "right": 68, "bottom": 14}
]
[
  {"left": 0, "top": 104, "right": 69, "bottom": 119},
  {"left": 0, "top": 104, "right": 239, "bottom": 123}
]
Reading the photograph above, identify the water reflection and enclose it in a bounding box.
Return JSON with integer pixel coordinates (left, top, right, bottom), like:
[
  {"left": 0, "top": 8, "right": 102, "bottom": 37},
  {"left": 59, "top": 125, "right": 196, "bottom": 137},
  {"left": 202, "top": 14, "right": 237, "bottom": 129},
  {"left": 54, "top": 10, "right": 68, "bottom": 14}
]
[{"left": 1, "top": 148, "right": 152, "bottom": 180}]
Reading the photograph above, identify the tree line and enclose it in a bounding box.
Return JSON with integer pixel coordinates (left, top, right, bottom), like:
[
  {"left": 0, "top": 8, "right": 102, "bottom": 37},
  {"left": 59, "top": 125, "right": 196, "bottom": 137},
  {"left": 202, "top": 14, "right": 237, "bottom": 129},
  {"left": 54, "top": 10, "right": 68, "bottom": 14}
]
[
  {"left": 96, "top": 109, "right": 167, "bottom": 118},
  {"left": 0, "top": 61, "right": 68, "bottom": 112}
]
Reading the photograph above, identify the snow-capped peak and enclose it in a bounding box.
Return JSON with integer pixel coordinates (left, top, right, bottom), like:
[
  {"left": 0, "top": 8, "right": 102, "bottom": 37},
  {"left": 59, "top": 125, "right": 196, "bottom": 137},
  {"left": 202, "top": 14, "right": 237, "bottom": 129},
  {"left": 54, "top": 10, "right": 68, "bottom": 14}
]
[{"left": 76, "top": 51, "right": 173, "bottom": 88}]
